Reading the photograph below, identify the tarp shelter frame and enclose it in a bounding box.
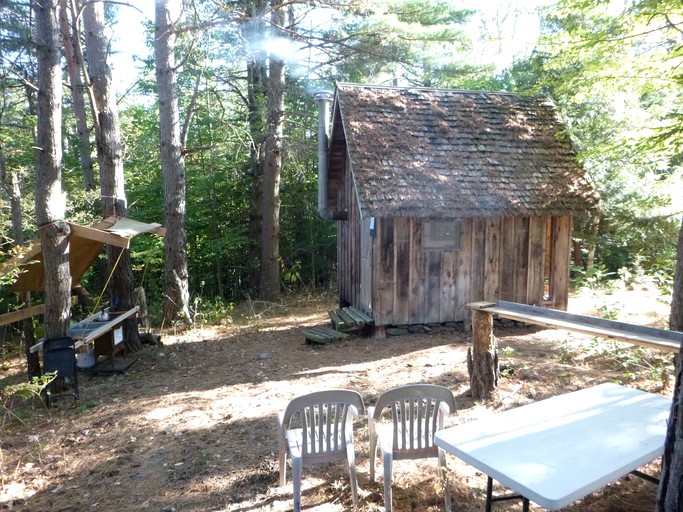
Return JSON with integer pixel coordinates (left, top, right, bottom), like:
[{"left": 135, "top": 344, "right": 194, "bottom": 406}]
[{"left": 2, "top": 216, "right": 165, "bottom": 295}]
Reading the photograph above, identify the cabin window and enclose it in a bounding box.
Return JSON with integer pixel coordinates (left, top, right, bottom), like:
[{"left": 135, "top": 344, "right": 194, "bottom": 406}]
[{"left": 423, "top": 220, "right": 461, "bottom": 251}]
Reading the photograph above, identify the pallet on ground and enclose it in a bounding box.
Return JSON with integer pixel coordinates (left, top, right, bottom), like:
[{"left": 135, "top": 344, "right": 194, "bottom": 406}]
[{"left": 304, "top": 326, "right": 351, "bottom": 344}]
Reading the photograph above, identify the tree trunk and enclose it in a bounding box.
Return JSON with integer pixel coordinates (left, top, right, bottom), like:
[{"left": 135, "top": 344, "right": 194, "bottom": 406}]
[
  {"left": 83, "top": 1, "right": 141, "bottom": 352},
  {"left": 572, "top": 239, "right": 583, "bottom": 267},
  {"left": 586, "top": 214, "right": 600, "bottom": 270},
  {"left": 1, "top": 148, "right": 41, "bottom": 378},
  {"left": 670, "top": 218, "right": 683, "bottom": 332},
  {"left": 467, "top": 309, "right": 499, "bottom": 400},
  {"left": 59, "top": 0, "right": 95, "bottom": 190},
  {"left": 260, "top": 0, "right": 286, "bottom": 301},
  {"left": 658, "top": 219, "right": 683, "bottom": 510},
  {"left": 244, "top": 0, "right": 268, "bottom": 295},
  {"left": 34, "top": 0, "right": 71, "bottom": 340},
  {"left": 155, "top": 0, "right": 191, "bottom": 326}
]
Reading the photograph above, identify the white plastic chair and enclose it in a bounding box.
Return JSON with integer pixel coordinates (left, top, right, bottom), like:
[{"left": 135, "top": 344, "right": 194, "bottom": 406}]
[
  {"left": 368, "top": 384, "right": 456, "bottom": 512},
  {"left": 277, "top": 389, "right": 365, "bottom": 512}
]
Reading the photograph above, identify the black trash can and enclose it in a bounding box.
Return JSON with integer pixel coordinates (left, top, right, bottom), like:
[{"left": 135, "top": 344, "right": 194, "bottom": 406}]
[{"left": 43, "top": 337, "right": 78, "bottom": 405}]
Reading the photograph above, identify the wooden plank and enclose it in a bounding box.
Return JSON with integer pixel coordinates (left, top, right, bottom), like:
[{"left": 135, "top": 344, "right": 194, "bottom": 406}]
[
  {"left": 337, "top": 308, "right": 358, "bottom": 327},
  {"left": 343, "top": 306, "right": 367, "bottom": 325},
  {"left": 455, "top": 220, "right": 473, "bottom": 321},
  {"left": 305, "top": 332, "right": 333, "bottom": 344},
  {"left": 348, "top": 306, "right": 374, "bottom": 324},
  {"left": 526, "top": 216, "right": 545, "bottom": 305},
  {"left": 484, "top": 218, "right": 501, "bottom": 303},
  {"left": 304, "top": 326, "right": 350, "bottom": 344},
  {"left": 499, "top": 217, "right": 515, "bottom": 301},
  {"left": 69, "top": 223, "right": 130, "bottom": 249},
  {"left": 394, "top": 218, "right": 410, "bottom": 324},
  {"left": 409, "top": 219, "right": 426, "bottom": 325},
  {"left": 0, "top": 304, "right": 46, "bottom": 327},
  {"left": 440, "top": 250, "right": 457, "bottom": 323},
  {"left": 514, "top": 217, "right": 530, "bottom": 304},
  {"left": 377, "top": 218, "right": 395, "bottom": 326},
  {"left": 329, "top": 310, "right": 346, "bottom": 330},
  {"left": 425, "top": 251, "right": 442, "bottom": 324},
  {"left": 470, "top": 301, "right": 682, "bottom": 353},
  {"left": 470, "top": 218, "right": 486, "bottom": 305},
  {"left": 553, "top": 216, "right": 572, "bottom": 311},
  {"left": 360, "top": 217, "right": 373, "bottom": 311}
]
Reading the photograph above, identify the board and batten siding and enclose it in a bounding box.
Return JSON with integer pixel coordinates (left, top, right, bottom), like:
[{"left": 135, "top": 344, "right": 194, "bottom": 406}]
[
  {"left": 337, "top": 156, "right": 361, "bottom": 309},
  {"left": 365, "top": 216, "right": 571, "bottom": 326}
]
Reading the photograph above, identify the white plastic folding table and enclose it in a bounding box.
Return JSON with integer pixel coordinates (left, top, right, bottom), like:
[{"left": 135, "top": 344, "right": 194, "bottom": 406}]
[{"left": 434, "top": 383, "right": 671, "bottom": 511}]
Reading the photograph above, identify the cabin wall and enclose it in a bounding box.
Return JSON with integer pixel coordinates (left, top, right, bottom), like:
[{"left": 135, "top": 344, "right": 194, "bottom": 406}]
[
  {"left": 337, "top": 155, "right": 361, "bottom": 308},
  {"left": 369, "top": 216, "right": 572, "bottom": 326}
]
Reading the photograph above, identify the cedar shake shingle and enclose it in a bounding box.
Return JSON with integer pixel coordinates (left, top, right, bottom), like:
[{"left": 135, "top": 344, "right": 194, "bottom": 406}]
[{"left": 329, "top": 83, "right": 599, "bottom": 219}]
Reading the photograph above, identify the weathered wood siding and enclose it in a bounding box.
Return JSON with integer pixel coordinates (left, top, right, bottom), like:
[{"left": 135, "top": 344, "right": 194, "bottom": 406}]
[
  {"left": 368, "top": 216, "right": 572, "bottom": 326},
  {"left": 337, "top": 156, "right": 361, "bottom": 308}
]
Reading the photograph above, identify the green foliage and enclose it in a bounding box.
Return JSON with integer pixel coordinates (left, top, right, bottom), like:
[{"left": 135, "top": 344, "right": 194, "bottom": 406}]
[
  {"left": 328, "top": 0, "right": 493, "bottom": 88},
  {"left": 570, "top": 263, "right": 615, "bottom": 290},
  {"left": 503, "top": 0, "right": 683, "bottom": 281},
  {"left": 1, "top": 372, "right": 55, "bottom": 428},
  {"left": 615, "top": 347, "right": 671, "bottom": 387}
]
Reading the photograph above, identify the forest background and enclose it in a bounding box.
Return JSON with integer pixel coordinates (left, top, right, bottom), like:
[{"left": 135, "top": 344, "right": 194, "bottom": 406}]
[
  {"left": 1, "top": 0, "right": 682, "bottom": 335},
  {"left": 2, "top": 0, "right": 683, "bottom": 509}
]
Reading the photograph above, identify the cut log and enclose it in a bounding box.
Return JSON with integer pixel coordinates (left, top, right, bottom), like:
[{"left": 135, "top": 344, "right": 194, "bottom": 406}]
[{"left": 467, "top": 308, "right": 499, "bottom": 400}]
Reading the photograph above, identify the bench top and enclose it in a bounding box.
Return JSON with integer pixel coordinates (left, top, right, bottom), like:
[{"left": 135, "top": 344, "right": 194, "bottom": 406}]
[{"left": 467, "top": 300, "right": 682, "bottom": 353}]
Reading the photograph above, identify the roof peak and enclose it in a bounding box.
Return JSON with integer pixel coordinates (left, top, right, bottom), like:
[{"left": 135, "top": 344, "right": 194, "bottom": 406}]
[{"left": 335, "top": 82, "right": 544, "bottom": 99}]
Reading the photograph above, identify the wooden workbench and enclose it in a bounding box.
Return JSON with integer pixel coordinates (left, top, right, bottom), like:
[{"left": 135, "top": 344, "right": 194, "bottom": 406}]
[{"left": 30, "top": 306, "right": 139, "bottom": 354}]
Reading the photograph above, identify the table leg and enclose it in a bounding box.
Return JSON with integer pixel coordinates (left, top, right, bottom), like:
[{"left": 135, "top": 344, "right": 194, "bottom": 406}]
[
  {"left": 486, "top": 476, "right": 493, "bottom": 512},
  {"left": 486, "top": 475, "right": 529, "bottom": 511}
]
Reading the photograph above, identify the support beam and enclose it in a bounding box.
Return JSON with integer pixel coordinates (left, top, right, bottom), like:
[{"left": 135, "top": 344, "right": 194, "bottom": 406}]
[
  {"left": 467, "top": 306, "right": 499, "bottom": 400},
  {"left": 0, "top": 304, "right": 46, "bottom": 327}
]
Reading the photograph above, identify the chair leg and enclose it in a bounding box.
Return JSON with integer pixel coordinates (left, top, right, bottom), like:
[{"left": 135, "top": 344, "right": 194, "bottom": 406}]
[
  {"left": 369, "top": 430, "right": 377, "bottom": 482},
  {"left": 278, "top": 431, "right": 287, "bottom": 486},
  {"left": 382, "top": 450, "right": 393, "bottom": 512},
  {"left": 438, "top": 448, "right": 451, "bottom": 512},
  {"left": 346, "top": 444, "right": 359, "bottom": 510},
  {"left": 292, "top": 454, "right": 302, "bottom": 512}
]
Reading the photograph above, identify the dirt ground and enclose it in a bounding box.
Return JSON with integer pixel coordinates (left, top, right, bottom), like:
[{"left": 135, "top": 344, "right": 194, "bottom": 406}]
[{"left": 0, "top": 286, "right": 676, "bottom": 512}]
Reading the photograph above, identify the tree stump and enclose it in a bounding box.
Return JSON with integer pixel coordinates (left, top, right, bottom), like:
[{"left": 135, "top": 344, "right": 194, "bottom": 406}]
[{"left": 467, "top": 308, "right": 499, "bottom": 400}]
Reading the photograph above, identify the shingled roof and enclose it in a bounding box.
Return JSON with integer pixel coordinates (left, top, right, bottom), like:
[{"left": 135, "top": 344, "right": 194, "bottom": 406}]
[{"left": 330, "top": 83, "right": 599, "bottom": 219}]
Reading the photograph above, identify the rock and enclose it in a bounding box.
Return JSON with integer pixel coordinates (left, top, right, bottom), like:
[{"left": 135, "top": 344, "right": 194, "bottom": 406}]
[{"left": 387, "top": 327, "right": 409, "bottom": 336}]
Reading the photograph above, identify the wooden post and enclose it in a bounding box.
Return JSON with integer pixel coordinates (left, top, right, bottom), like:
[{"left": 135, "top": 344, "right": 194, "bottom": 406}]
[{"left": 467, "top": 303, "right": 499, "bottom": 400}]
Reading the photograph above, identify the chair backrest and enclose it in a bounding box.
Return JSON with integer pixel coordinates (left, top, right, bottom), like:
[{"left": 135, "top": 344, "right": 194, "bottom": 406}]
[
  {"left": 283, "top": 389, "right": 365, "bottom": 459},
  {"left": 372, "top": 384, "right": 456, "bottom": 456}
]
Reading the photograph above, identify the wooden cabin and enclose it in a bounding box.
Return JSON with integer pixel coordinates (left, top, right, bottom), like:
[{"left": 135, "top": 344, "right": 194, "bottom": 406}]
[{"left": 316, "top": 84, "right": 599, "bottom": 328}]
